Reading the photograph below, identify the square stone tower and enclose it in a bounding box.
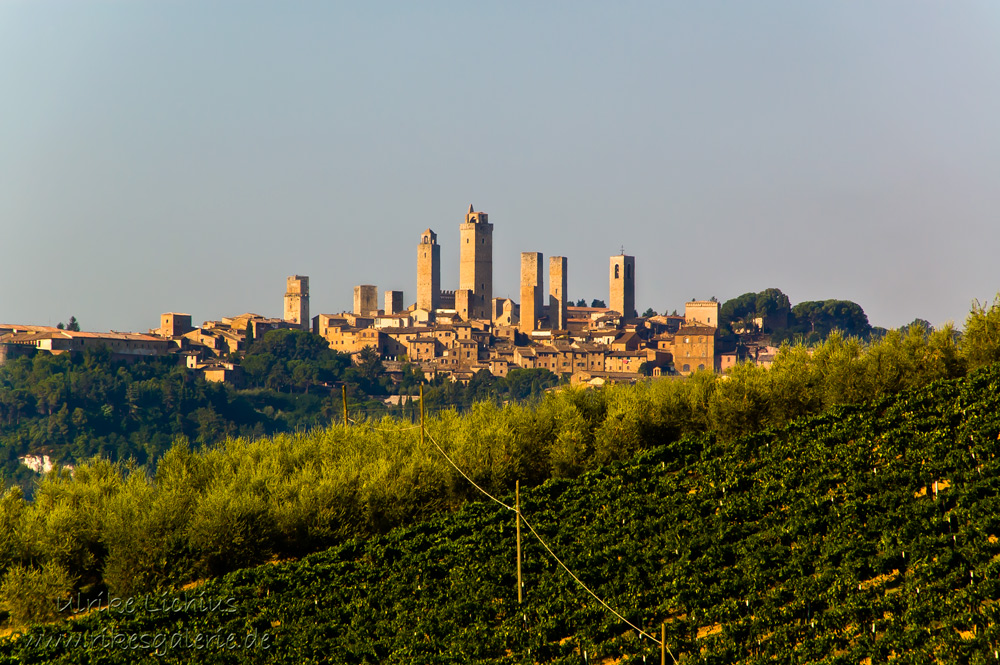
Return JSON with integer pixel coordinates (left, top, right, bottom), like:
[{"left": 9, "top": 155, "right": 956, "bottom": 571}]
[
  {"left": 455, "top": 289, "right": 472, "bottom": 321},
  {"left": 353, "top": 285, "right": 378, "bottom": 317},
  {"left": 284, "top": 275, "right": 310, "bottom": 329},
  {"left": 160, "top": 313, "right": 193, "bottom": 338},
  {"left": 519, "top": 252, "right": 544, "bottom": 333},
  {"left": 459, "top": 204, "right": 493, "bottom": 320},
  {"left": 609, "top": 255, "right": 635, "bottom": 319},
  {"left": 549, "top": 256, "right": 567, "bottom": 330},
  {"left": 685, "top": 300, "right": 720, "bottom": 327},
  {"left": 416, "top": 229, "right": 440, "bottom": 311},
  {"left": 384, "top": 290, "right": 404, "bottom": 316}
]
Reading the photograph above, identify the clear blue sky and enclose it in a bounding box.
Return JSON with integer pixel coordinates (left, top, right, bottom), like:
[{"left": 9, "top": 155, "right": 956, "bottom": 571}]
[{"left": 2, "top": 2, "right": 998, "bottom": 332}]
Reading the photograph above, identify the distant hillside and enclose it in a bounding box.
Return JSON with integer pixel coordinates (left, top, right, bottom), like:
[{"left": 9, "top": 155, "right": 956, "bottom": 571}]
[{"left": 4, "top": 361, "right": 1000, "bottom": 663}]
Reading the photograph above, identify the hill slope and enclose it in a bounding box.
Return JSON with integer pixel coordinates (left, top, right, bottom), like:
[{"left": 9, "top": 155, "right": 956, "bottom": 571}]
[{"left": 4, "top": 364, "right": 1000, "bottom": 663}]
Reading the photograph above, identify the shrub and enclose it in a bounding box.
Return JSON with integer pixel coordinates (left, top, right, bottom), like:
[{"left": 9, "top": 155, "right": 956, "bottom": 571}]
[
  {"left": 0, "top": 562, "right": 74, "bottom": 627},
  {"left": 961, "top": 294, "right": 1000, "bottom": 371}
]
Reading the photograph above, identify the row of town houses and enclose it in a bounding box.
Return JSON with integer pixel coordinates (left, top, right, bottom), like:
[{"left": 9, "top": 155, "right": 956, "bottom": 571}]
[{"left": 0, "top": 298, "right": 730, "bottom": 388}]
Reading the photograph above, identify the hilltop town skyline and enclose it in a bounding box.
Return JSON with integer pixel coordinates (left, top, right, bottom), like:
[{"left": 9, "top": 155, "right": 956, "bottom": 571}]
[
  {"left": 2, "top": 192, "right": 994, "bottom": 337},
  {"left": 3, "top": 4, "right": 998, "bottom": 332}
]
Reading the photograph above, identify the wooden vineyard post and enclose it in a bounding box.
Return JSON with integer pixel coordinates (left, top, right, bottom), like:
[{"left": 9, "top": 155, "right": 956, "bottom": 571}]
[
  {"left": 420, "top": 385, "right": 425, "bottom": 449},
  {"left": 661, "top": 623, "right": 666, "bottom": 665},
  {"left": 342, "top": 385, "right": 348, "bottom": 425},
  {"left": 516, "top": 479, "right": 523, "bottom": 604}
]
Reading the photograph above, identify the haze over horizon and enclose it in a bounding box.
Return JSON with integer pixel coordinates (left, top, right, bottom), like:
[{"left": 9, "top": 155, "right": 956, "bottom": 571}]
[{"left": 2, "top": 2, "right": 998, "bottom": 333}]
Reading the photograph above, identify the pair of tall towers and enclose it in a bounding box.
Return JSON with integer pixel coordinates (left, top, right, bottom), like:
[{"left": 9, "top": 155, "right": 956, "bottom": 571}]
[
  {"left": 519, "top": 253, "right": 567, "bottom": 332},
  {"left": 417, "top": 205, "right": 493, "bottom": 319}
]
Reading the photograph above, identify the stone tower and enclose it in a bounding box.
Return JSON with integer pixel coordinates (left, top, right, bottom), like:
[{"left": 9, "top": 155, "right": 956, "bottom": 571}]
[
  {"left": 609, "top": 254, "right": 635, "bottom": 319},
  {"left": 384, "top": 290, "right": 404, "bottom": 316},
  {"left": 519, "top": 252, "right": 544, "bottom": 333},
  {"left": 159, "top": 313, "right": 193, "bottom": 338},
  {"left": 353, "top": 285, "right": 378, "bottom": 317},
  {"left": 459, "top": 204, "right": 493, "bottom": 319},
  {"left": 549, "top": 256, "right": 567, "bottom": 330},
  {"left": 416, "top": 229, "right": 440, "bottom": 311},
  {"left": 284, "top": 275, "right": 309, "bottom": 329},
  {"left": 685, "top": 300, "right": 720, "bottom": 327}
]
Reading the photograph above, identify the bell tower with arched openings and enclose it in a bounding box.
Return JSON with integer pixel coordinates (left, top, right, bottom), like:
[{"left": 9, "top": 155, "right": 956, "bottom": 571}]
[{"left": 609, "top": 254, "right": 635, "bottom": 319}]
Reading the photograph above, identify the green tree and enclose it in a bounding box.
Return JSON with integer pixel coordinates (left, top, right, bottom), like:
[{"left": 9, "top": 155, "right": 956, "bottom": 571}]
[
  {"left": 720, "top": 288, "right": 792, "bottom": 335},
  {"left": 242, "top": 329, "right": 350, "bottom": 392},
  {"left": 961, "top": 294, "right": 1000, "bottom": 371},
  {"left": 790, "top": 299, "right": 871, "bottom": 340},
  {"left": 244, "top": 321, "right": 255, "bottom": 349},
  {"left": 591, "top": 299, "right": 606, "bottom": 308},
  {"left": 466, "top": 369, "right": 499, "bottom": 404},
  {"left": 356, "top": 346, "right": 383, "bottom": 382},
  {"left": 901, "top": 318, "right": 933, "bottom": 336}
]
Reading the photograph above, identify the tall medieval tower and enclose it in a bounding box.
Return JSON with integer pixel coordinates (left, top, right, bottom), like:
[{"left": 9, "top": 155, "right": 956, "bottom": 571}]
[
  {"left": 609, "top": 254, "right": 635, "bottom": 319},
  {"left": 416, "top": 229, "right": 440, "bottom": 311},
  {"left": 549, "top": 256, "right": 567, "bottom": 330},
  {"left": 459, "top": 204, "right": 493, "bottom": 319},
  {"left": 519, "top": 252, "right": 544, "bottom": 333},
  {"left": 284, "top": 275, "right": 309, "bottom": 329}
]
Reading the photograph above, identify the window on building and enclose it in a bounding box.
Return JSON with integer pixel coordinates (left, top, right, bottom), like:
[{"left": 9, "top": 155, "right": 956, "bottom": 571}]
[{"left": 614, "top": 265, "right": 620, "bottom": 279}]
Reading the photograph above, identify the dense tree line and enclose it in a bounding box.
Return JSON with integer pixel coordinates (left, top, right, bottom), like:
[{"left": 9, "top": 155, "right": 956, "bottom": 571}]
[
  {"left": 0, "top": 330, "right": 563, "bottom": 494},
  {"left": 0, "top": 335, "right": 370, "bottom": 494},
  {"left": 717, "top": 287, "right": 876, "bottom": 344},
  {"left": 0, "top": 349, "right": 273, "bottom": 490},
  {"left": 241, "top": 328, "right": 353, "bottom": 393}
]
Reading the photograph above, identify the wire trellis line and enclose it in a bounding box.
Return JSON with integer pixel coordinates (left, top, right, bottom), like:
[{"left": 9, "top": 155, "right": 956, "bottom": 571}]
[{"left": 422, "top": 428, "right": 678, "bottom": 662}]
